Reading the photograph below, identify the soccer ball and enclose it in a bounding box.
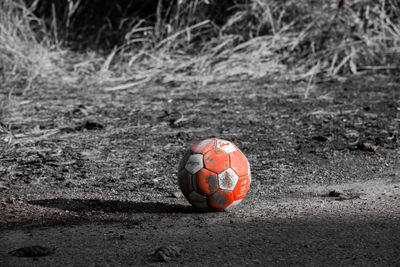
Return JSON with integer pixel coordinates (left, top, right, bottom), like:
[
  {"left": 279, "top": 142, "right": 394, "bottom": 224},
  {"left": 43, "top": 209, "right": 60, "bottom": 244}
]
[{"left": 178, "top": 138, "right": 251, "bottom": 211}]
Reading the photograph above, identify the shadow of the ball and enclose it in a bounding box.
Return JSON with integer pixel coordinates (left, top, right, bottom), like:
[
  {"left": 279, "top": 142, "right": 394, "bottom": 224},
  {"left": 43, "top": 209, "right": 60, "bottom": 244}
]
[{"left": 29, "top": 199, "right": 197, "bottom": 214}]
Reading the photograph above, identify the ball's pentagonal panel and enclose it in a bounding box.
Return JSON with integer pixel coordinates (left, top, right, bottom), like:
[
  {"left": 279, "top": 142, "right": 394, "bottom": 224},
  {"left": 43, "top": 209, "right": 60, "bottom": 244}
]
[
  {"left": 204, "top": 148, "right": 229, "bottom": 174},
  {"left": 195, "top": 169, "right": 219, "bottom": 196},
  {"left": 225, "top": 199, "right": 243, "bottom": 210},
  {"left": 187, "top": 191, "right": 208, "bottom": 210},
  {"left": 218, "top": 168, "right": 239, "bottom": 191},
  {"left": 191, "top": 138, "right": 215, "bottom": 154},
  {"left": 216, "top": 139, "right": 237, "bottom": 154},
  {"left": 233, "top": 175, "right": 250, "bottom": 200},
  {"left": 208, "top": 190, "right": 234, "bottom": 210},
  {"left": 178, "top": 169, "right": 193, "bottom": 197},
  {"left": 185, "top": 154, "right": 204, "bottom": 174},
  {"left": 229, "top": 150, "right": 249, "bottom": 177},
  {"left": 178, "top": 149, "right": 191, "bottom": 172}
]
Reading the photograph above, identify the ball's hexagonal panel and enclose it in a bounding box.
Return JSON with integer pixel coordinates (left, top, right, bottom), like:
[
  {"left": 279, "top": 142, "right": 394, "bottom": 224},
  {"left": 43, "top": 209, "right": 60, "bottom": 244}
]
[
  {"left": 187, "top": 191, "right": 208, "bottom": 210},
  {"left": 178, "top": 149, "right": 191, "bottom": 172},
  {"left": 225, "top": 199, "right": 243, "bottom": 210},
  {"left": 218, "top": 168, "right": 239, "bottom": 191},
  {"left": 191, "top": 139, "right": 215, "bottom": 154},
  {"left": 204, "top": 148, "right": 229, "bottom": 174},
  {"left": 178, "top": 169, "right": 193, "bottom": 197},
  {"left": 195, "top": 168, "right": 219, "bottom": 196},
  {"left": 216, "top": 139, "right": 237, "bottom": 154},
  {"left": 185, "top": 154, "right": 204, "bottom": 174},
  {"left": 233, "top": 175, "right": 250, "bottom": 200},
  {"left": 208, "top": 189, "right": 234, "bottom": 210},
  {"left": 229, "top": 150, "right": 249, "bottom": 177}
]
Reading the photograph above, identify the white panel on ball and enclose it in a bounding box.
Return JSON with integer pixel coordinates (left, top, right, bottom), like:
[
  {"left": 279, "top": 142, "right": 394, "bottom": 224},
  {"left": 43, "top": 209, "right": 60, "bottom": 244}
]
[
  {"left": 225, "top": 199, "right": 242, "bottom": 210},
  {"left": 192, "top": 139, "right": 214, "bottom": 153},
  {"left": 178, "top": 149, "right": 191, "bottom": 171},
  {"left": 187, "top": 191, "right": 208, "bottom": 210},
  {"left": 178, "top": 169, "right": 193, "bottom": 196},
  {"left": 218, "top": 168, "right": 239, "bottom": 190},
  {"left": 185, "top": 154, "right": 204, "bottom": 174},
  {"left": 216, "top": 140, "right": 237, "bottom": 153}
]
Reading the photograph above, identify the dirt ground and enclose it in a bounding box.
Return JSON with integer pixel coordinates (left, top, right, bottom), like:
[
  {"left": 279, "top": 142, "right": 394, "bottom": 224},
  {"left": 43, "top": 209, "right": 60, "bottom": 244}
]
[{"left": 0, "top": 74, "right": 399, "bottom": 266}]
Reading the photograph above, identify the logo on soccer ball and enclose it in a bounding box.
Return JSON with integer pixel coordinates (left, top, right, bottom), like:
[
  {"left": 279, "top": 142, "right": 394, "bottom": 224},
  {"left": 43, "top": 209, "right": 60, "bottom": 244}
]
[{"left": 178, "top": 138, "right": 251, "bottom": 211}]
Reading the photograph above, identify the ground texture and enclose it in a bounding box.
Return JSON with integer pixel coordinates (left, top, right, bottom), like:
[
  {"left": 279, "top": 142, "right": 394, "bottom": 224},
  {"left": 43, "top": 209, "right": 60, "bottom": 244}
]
[{"left": 0, "top": 75, "right": 399, "bottom": 266}]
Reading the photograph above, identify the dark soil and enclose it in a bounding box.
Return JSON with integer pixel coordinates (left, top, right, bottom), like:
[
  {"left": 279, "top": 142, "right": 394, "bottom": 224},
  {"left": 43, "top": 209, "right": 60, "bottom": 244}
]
[{"left": 0, "top": 75, "right": 399, "bottom": 266}]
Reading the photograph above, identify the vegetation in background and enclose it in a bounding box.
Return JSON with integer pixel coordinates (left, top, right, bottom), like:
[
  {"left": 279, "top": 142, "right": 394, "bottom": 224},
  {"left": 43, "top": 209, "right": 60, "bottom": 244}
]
[
  {"left": 0, "top": 0, "right": 55, "bottom": 90},
  {"left": 1, "top": 0, "right": 399, "bottom": 92}
]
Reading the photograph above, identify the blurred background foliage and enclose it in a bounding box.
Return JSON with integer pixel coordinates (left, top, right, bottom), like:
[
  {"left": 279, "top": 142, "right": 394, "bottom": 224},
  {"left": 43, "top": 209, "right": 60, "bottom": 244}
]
[
  {"left": 23, "top": 0, "right": 239, "bottom": 49},
  {"left": 1, "top": 0, "right": 399, "bottom": 89}
]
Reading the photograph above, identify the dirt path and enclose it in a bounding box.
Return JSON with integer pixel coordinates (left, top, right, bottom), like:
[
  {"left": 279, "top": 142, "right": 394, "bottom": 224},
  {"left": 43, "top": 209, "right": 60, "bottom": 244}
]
[{"left": 0, "top": 76, "right": 399, "bottom": 265}]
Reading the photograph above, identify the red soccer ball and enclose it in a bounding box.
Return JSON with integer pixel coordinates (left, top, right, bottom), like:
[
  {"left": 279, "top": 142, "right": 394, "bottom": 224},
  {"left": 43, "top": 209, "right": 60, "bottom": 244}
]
[{"left": 178, "top": 138, "right": 251, "bottom": 211}]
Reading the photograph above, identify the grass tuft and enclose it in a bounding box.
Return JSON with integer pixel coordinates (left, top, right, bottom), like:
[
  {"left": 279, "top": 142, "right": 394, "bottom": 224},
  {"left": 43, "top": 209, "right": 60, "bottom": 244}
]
[{"left": 0, "top": 0, "right": 58, "bottom": 91}]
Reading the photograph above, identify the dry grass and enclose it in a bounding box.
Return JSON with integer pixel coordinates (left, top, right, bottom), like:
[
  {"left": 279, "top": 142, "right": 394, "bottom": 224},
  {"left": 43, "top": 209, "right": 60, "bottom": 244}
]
[
  {"left": 0, "top": 0, "right": 61, "bottom": 92},
  {"left": 0, "top": 0, "right": 399, "bottom": 94},
  {"left": 286, "top": 0, "right": 400, "bottom": 76},
  {"left": 102, "top": 0, "right": 400, "bottom": 91}
]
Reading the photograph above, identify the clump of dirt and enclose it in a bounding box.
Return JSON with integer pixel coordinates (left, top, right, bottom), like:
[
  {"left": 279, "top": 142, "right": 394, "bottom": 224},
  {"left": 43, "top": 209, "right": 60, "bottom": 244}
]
[{"left": 150, "top": 245, "right": 182, "bottom": 262}]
